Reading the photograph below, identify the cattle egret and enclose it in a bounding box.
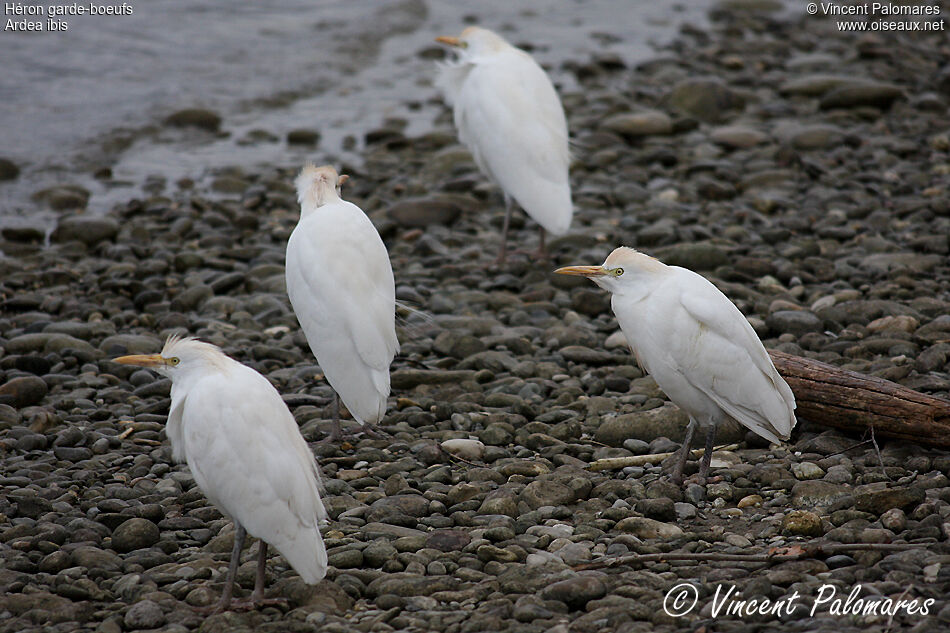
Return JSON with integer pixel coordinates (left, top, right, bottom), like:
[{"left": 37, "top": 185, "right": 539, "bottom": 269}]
[
  {"left": 115, "top": 336, "right": 327, "bottom": 612},
  {"left": 556, "top": 247, "right": 796, "bottom": 483},
  {"left": 286, "top": 164, "right": 399, "bottom": 441},
  {"left": 436, "top": 26, "right": 572, "bottom": 264}
]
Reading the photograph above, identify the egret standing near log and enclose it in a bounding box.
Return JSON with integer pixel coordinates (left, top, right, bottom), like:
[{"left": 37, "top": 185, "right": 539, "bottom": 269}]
[
  {"left": 115, "top": 336, "right": 327, "bottom": 612},
  {"left": 286, "top": 164, "right": 399, "bottom": 440},
  {"left": 436, "top": 26, "right": 572, "bottom": 265},
  {"left": 556, "top": 247, "right": 796, "bottom": 483}
]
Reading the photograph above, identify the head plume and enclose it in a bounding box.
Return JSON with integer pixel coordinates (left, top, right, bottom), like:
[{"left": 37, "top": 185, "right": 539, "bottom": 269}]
[{"left": 295, "top": 163, "right": 345, "bottom": 210}]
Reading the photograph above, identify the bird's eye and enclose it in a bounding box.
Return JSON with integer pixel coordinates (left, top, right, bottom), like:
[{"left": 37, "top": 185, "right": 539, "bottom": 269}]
[
  {"left": 614, "top": 268, "right": 624, "bottom": 276},
  {"left": 169, "top": 357, "right": 180, "bottom": 366}
]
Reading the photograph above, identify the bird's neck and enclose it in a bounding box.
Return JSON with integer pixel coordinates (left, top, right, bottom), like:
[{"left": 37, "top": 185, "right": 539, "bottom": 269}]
[{"left": 301, "top": 195, "right": 341, "bottom": 217}]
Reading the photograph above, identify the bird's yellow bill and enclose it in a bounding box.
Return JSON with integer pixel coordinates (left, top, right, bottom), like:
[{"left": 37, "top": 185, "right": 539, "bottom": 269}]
[
  {"left": 114, "top": 354, "right": 165, "bottom": 368},
  {"left": 338, "top": 174, "right": 350, "bottom": 186},
  {"left": 435, "top": 35, "right": 461, "bottom": 46},
  {"left": 554, "top": 265, "right": 606, "bottom": 277}
]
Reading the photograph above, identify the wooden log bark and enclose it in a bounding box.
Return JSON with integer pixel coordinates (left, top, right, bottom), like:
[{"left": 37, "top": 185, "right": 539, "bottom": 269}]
[{"left": 769, "top": 349, "right": 950, "bottom": 449}]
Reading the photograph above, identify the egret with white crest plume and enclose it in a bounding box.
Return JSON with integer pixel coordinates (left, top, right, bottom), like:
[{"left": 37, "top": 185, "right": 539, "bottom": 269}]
[
  {"left": 556, "top": 247, "right": 796, "bottom": 483},
  {"left": 286, "top": 164, "right": 399, "bottom": 441},
  {"left": 436, "top": 26, "right": 572, "bottom": 264},
  {"left": 115, "top": 336, "right": 327, "bottom": 612}
]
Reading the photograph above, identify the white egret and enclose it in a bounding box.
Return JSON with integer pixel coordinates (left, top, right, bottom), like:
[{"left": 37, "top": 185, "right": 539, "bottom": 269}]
[
  {"left": 436, "top": 27, "right": 572, "bottom": 265},
  {"left": 116, "top": 336, "right": 327, "bottom": 612},
  {"left": 556, "top": 247, "right": 796, "bottom": 483},
  {"left": 286, "top": 164, "right": 399, "bottom": 441}
]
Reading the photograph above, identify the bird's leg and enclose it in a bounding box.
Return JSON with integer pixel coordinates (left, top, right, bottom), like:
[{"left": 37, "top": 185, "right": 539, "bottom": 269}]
[
  {"left": 208, "top": 523, "right": 246, "bottom": 614},
  {"left": 251, "top": 541, "right": 268, "bottom": 603},
  {"left": 532, "top": 227, "right": 549, "bottom": 261},
  {"left": 494, "top": 195, "right": 513, "bottom": 267},
  {"left": 698, "top": 425, "right": 717, "bottom": 481},
  {"left": 317, "top": 394, "right": 343, "bottom": 444},
  {"left": 671, "top": 419, "right": 697, "bottom": 486},
  {"left": 243, "top": 540, "right": 287, "bottom": 609}
]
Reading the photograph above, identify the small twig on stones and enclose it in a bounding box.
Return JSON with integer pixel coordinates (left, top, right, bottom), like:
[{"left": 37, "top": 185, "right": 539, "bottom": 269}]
[
  {"left": 586, "top": 444, "right": 740, "bottom": 471},
  {"left": 869, "top": 426, "right": 892, "bottom": 481},
  {"left": 439, "top": 445, "right": 481, "bottom": 467},
  {"left": 573, "top": 542, "right": 928, "bottom": 571}
]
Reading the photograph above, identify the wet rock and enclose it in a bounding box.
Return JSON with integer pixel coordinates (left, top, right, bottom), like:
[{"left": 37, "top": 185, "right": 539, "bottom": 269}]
[
  {"left": 710, "top": 125, "right": 767, "bottom": 148},
  {"left": 0, "top": 157, "right": 19, "bottom": 180},
  {"left": 479, "top": 490, "right": 519, "bottom": 517},
  {"left": 32, "top": 185, "right": 89, "bottom": 210},
  {"left": 0, "top": 376, "right": 48, "bottom": 408},
  {"left": 792, "top": 462, "right": 825, "bottom": 480},
  {"left": 766, "top": 310, "right": 823, "bottom": 336},
  {"left": 388, "top": 196, "right": 467, "bottom": 227},
  {"left": 9, "top": 489, "right": 53, "bottom": 517},
  {"left": 366, "top": 573, "right": 458, "bottom": 598},
  {"left": 781, "top": 123, "right": 844, "bottom": 150},
  {"left": 51, "top": 216, "right": 118, "bottom": 245},
  {"left": 615, "top": 517, "right": 683, "bottom": 539},
  {"left": 521, "top": 480, "right": 574, "bottom": 510},
  {"left": 782, "top": 510, "right": 823, "bottom": 536},
  {"left": 601, "top": 110, "right": 673, "bottom": 137},
  {"left": 853, "top": 487, "right": 925, "bottom": 515},
  {"left": 791, "top": 481, "right": 851, "bottom": 511},
  {"left": 112, "top": 518, "right": 160, "bottom": 553},
  {"left": 164, "top": 108, "right": 222, "bottom": 131},
  {"left": 441, "top": 438, "right": 485, "bottom": 461},
  {"left": 100, "top": 334, "right": 163, "bottom": 356},
  {"left": 540, "top": 576, "right": 606, "bottom": 610},
  {"left": 669, "top": 77, "right": 744, "bottom": 122},
  {"left": 390, "top": 369, "right": 476, "bottom": 390},
  {"left": 776, "top": 74, "right": 842, "bottom": 95},
  {"left": 287, "top": 128, "right": 320, "bottom": 145},
  {"left": 366, "top": 494, "right": 429, "bottom": 523},
  {"left": 425, "top": 529, "right": 471, "bottom": 552},
  {"left": 124, "top": 599, "right": 165, "bottom": 629},
  {"left": 655, "top": 242, "right": 730, "bottom": 271},
  {"left": 819, "top": 81, "right": 903, "bottom": 109}
]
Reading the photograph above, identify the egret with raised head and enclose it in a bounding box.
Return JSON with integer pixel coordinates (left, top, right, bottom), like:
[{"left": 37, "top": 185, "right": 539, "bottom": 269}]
[
  {"left": 556, "top": 247, "right": 796, "bottom": 483},
  {"left": 286, "top": 164, "right": 399, "bottom": 441},
  {"left": 116, "top": 336, "right": 327, "bottom": 612},
  {"left": 436, "top": 26, "right": 572, "bottom": 264}
]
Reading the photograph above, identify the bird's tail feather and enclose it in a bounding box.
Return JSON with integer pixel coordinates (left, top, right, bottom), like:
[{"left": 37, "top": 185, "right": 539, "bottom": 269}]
[{"left": 275, "top": 525, "right": 327, "bottom": 585}]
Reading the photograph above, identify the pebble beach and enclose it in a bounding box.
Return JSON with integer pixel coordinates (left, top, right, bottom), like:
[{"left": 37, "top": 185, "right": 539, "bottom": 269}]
[{"left": 1, "top": 1, "right": 950, "bottom": 632}]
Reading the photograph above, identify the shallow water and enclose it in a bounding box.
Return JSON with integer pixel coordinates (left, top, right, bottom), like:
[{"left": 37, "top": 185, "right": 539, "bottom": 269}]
[{"left": 0, "top": 0, "right": 711, "bottom": 230}]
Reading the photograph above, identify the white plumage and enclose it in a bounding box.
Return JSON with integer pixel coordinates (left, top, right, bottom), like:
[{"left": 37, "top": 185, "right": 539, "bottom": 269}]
[
  {"left": 556, "top": 247, "right": 796, "bottom": 482},
  {"left": 286, "top": 164, "right": 398, "bottom": 437},
  {"left": 436, "top": 27, "right": 572, "bottom": 262},
  {"left": 116, "top": 336, "right": 327, "bottom": 611}
]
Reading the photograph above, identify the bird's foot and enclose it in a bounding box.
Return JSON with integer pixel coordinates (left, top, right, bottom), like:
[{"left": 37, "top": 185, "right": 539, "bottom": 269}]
[
  {"left": 528, "top": 246, "right": 550, "bottom": 262},
  {"left": 315, "top": 429, "right": 343, "bottom": 444},
  {"left": 317, "top": 423, "right": 389, "bottom": 443},
  {"left": 359, "top": 424, "right": 391, "bottom": 439},
  {"left": 680, "top": 473, "right": 724, "bottom": 488},
  {"left": 195, "top": 597, "right": 287, "bottom": 615}
]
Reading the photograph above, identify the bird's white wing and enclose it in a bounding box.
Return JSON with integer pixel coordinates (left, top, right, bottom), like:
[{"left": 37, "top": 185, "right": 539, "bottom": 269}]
[
  {"left": 181, "top": 366, "right": 327, "bottom": 582},
  {"left": 286, "top": 201, "right": 398, "bottom": 423},
  {"left": 672, "top": 270, "right": 796, "bottom": 440},
  {"left": 165, "top": 384, "right": 187, "bottom": 464},
  {"left": 454, "top": 51, "right": 572, "bottom": 234},
  {"left": 286, "top": 202, "right": 398, "bottom": 372}
]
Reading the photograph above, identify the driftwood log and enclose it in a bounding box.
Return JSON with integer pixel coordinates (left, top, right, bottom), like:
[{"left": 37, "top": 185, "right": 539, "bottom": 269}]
[{"left": 769, "top": 350, "right": 950, "bottom": 449}]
